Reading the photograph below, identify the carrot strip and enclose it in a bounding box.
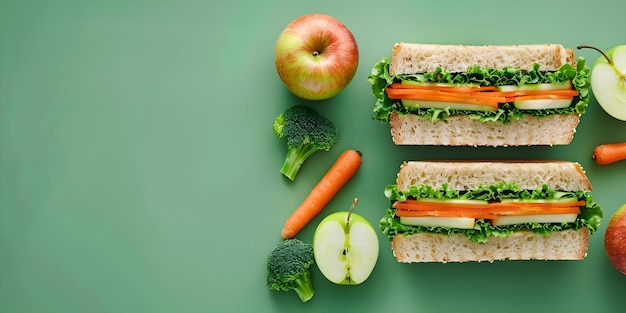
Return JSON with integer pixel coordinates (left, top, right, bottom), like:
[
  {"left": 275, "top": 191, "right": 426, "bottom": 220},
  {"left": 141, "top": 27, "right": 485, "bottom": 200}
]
[
  {"left": 393, "top": 199, "right": 585, "bottom": 210},
  {"left": 393, "top": 199, "right": 583, "bottom": 219},
  {"left": 395, "top": 206, "right": 580, "bottom": 218},
  {"left": 592, "top": 142, "right": 626, "bottom": 165},
  {"left": 385, "top": 84, "right": 578, "bottom": 104},
  {"left": 385, "top": 88, "right": 503, "bottom": 108},
  {"left": 281, "top": 149, "right": 362, "bottom": 239}
]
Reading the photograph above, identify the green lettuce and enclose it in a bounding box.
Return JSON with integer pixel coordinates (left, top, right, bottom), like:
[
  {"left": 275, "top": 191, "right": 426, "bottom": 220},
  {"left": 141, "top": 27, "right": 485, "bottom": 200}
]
[
  {"left": 379, "top": 183, "right": 603, "bottom": 243},
  {"left": 367, "top": 57, "right": 591, "bottom": 124}
]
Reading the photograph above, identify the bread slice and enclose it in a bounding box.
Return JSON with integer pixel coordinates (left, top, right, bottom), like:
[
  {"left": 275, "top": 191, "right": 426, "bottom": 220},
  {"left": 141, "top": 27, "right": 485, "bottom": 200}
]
[
  {"left": 391, "top": 228, "right": 589, "bottom": 263},
  {"left": 385, "top": 43, "right": 581, "bottom": 146},
  {"left": 390, "top": 111, "right": 580, "bottom": 146},
  {"left": 396, "top": 160, "right": 592, "bottom": 192},
  {"left": 389, "top": 43, "right": 572, "bottom": 75}
]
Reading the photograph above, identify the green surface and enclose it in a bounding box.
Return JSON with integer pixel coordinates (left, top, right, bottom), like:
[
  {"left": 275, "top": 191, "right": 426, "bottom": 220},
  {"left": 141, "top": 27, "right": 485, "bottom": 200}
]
[{"left": 1, "top": 0, "right": 626, "bottom": 312}]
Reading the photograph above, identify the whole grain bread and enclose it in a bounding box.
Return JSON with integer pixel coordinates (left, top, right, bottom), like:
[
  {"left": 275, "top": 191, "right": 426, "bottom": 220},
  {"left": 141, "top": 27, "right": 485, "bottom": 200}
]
[
  {"left": 396, "top": 160, "right": 592, "bottom": 192},
  {"left": 389, "top": 43, "right": 573, "bottom": 75},
  {"left": 389, "top": 111, "right": 581, "bottom": 146},
  {"left": 391, "top": 228, "right": 589, "bottom": 263}
]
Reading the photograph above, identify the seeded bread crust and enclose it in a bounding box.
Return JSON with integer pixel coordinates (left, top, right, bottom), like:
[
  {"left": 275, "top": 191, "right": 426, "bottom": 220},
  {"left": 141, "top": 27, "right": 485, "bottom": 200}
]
[
  {"left": 389, "top": 43, "right": 574, "bottom": 75},
  {"left": 391, "top": 228, "right": 589, "bottom": 263},
  {"left": 389, "top": 111, "right": 581, "bottom": 146},
  {"left": 396, "top": 160, "right": 592, "bottom": 192}
]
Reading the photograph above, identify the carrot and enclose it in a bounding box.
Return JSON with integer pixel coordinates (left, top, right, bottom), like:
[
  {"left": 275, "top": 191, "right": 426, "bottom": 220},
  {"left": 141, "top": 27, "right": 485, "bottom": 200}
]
[
  {"left": 281, "top": 149, "right": 362, "bottom": 239},
  {"left": 393, "top": 200, "right": 582, "bottom": 219},
  {"left": 385, "top": 84, "right": 578, "bottom": 104},
  {"left": 592, "top": 142, "right": 626, "bottom": 165},
  {"left": 385, "top": 88, "right": 503, "bottom": 108}
]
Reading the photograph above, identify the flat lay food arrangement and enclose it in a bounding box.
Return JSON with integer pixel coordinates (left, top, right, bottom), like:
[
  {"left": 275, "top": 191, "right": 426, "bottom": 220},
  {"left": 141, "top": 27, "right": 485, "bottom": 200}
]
[
  {"left": 267, "top": 10, "right": 626, "bottom": 308},
  {"left": 3, "top": 2, "right": 626, "bottom": 313}
]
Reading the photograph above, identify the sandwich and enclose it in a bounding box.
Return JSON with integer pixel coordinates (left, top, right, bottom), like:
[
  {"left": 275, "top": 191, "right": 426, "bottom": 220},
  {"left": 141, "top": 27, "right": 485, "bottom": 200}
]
[
  {"left": 368, "top": 43, "right": 591, "bottom": 146},
  {"left": 380, "top": 160, "right": 603, "bottom": 263}
]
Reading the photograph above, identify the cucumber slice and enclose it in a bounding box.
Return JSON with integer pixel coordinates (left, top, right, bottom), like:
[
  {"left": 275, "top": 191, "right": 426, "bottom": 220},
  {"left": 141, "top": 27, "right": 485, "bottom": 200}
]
[
  {"left": 497, "top": 81, "right": 573, "bottom": 92},
  {"left": 407, "top": 198, "right": 489, "bottom": 205},
  {"left": 514, "top": 99, "right": 572, "bottom": 110},
  {"left": 499, "top": 198, "right": 579, "bottom": 204},
  {"left": 399, "top": 216, "right": 476, "bottom": 229},
  {"left": 400, "top": 80, "right": 480, "bottom": 88},
  {"left": 401, "top": 99, "right": 497, "bottom": 112},
  {"left": 492, "top": 213, "right": 578, "bottom": 226}
]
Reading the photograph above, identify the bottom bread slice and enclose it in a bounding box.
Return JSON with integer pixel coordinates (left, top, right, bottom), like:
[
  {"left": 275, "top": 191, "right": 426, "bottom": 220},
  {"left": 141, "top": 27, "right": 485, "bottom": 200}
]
[
  {"left": 391, "top": 228, "right": 589, "bottom": 263},
  {"left": 390, "top": 112, "right": 581, "bottom": 146}
]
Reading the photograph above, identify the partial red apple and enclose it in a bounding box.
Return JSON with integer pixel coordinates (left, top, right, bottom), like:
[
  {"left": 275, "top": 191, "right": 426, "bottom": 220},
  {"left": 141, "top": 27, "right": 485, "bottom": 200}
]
[
  {"left": 605, "top": 203, "right": 626, "bottom": 274},
  {"left": 274, "top": 14, "right": 359, "bottom": 100}
]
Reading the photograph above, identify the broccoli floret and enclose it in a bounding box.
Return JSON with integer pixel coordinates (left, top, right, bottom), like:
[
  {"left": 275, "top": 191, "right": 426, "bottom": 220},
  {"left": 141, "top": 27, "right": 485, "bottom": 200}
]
[
  {"left": 273, "top": 105, "right": 339, "bottom": 181},
  {"left": 266, "top": 239, "right": 315, "bottom": 302}
]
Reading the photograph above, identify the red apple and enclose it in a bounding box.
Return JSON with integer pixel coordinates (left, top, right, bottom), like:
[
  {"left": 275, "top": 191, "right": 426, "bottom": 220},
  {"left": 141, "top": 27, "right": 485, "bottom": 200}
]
[
  {"left": 274, "top": 14, "right": 359, "bottom": 100},
  {"left": 605, "top": 203, "right": 626, "bottom": 274}
]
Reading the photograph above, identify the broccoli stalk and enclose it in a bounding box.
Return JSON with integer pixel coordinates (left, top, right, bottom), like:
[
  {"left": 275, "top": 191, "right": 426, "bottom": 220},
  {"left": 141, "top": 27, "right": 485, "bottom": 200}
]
[
  {"left": 273, "top": 105, "right": 339, "bottom": 181},
  {"left": 266, "top": 239, "right": 315, "bottom": 302}
]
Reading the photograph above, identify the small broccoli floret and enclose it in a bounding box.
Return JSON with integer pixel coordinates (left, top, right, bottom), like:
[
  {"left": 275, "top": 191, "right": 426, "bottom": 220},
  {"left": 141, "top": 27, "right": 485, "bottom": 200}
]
[
  {"left": 273, "top": 105, "right": 339, "bottom": 181},
  {"left": 266, "top": 239, "right": 315, "bottom": 302}
]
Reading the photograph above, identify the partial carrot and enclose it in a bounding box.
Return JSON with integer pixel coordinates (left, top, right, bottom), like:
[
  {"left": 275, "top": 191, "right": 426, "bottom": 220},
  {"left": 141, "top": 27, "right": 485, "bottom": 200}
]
[
  {"left": 281, "top": 149, "right": 362, "bottom": 239},
  {"left": 592, "top": 142, "right": 626, "bottom": 165}
]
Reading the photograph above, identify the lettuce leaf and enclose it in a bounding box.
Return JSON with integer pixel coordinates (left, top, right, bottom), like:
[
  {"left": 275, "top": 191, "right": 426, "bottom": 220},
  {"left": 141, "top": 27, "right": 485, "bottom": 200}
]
[
  {"left": 367, "top": 57, "right": 591, "bottom": 124},
  {"left": 379, "top": 183, "right": 603, "bottom": 243}
]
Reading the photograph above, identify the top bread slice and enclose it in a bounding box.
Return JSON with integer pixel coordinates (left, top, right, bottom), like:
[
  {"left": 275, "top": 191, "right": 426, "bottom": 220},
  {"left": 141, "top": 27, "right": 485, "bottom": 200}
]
[
  {"left": 396, "top": 160, "right": 592, "bottom": 192},
  {"left": 389, "top": 43, "right": 575, "bottom": 75}
]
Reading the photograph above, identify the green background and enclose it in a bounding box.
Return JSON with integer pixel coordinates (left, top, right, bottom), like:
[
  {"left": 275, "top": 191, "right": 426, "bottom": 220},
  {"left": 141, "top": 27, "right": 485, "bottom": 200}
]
[{"left": 1, "top": 0, "right": 626, "bottom": 312}]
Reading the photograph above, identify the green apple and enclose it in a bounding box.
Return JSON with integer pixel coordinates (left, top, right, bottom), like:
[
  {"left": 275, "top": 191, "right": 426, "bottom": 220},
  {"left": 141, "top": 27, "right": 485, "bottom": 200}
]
[
  {"left": 582, "top": 45, "right": 626, "bottom": 120},
  {"left": 274, "top": 14, "right": 359, "bottom": 100},
  {"left": 605, "top": 203, "right": 626, "bottom": 274},
  {"left": 313, "top": 199, "right": 378, "bottom": 285}
]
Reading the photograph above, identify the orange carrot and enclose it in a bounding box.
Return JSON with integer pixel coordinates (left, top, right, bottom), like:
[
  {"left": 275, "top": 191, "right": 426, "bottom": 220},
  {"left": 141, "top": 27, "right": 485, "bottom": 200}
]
[
  {"left": 385, "top": 84, "right": 578, "bottom": 105},
  {"left": 385, "top": 88, "right": 503, "bottom": 108},
  {"left": 393, "top": 200, "right": 582, "bottom": 219},
  {"left": 592, "top": 142, "right": 626, "bottom": 165},
  {"left": 281, "top": 149, "right": 362, "bottom": 239}
]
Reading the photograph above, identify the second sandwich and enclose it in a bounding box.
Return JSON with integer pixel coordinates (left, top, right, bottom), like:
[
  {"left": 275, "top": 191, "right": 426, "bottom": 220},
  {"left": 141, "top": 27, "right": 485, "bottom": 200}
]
[{"left": 380, "top": 160, "right": 603, "bottom": 263}]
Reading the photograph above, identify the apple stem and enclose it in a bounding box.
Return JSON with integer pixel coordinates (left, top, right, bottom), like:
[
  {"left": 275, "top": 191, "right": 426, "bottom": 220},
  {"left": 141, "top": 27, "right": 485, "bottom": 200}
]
[
  {"left": 312, "top": 51, "right": 320, "bottom": 56},
  {"left": 345, "top": 197, "right": 358, "bottom": 231},
  {"left": 577, "top": 45, "right": 612, "bottom": 65}
]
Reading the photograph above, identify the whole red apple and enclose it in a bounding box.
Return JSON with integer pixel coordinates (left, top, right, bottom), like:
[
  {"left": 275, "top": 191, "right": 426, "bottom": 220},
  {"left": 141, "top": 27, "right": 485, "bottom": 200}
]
[
  {"left": 274, "top": 14, "right": 359, "bottom": 100},
  {"left": 605, "top": 204, "right": 626, "bottom": 274}
]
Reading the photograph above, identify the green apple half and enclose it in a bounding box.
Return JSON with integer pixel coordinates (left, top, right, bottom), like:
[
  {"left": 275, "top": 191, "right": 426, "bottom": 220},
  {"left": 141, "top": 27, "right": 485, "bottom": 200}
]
[
  {"left": 313, "top": 211, "right": 378, "bottom": 285},
  {"left": 590, "top": 45, "right": 626, "bottom": 120}
]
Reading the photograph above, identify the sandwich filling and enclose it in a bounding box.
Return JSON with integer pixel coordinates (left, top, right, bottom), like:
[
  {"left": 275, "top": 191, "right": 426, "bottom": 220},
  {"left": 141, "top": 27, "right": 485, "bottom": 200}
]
[
  {"left": 380, "top": 182, "right": 602, "bottom": 243},
  {"left": 368, "top": 57, "right": 591, "bottom": 124}
]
